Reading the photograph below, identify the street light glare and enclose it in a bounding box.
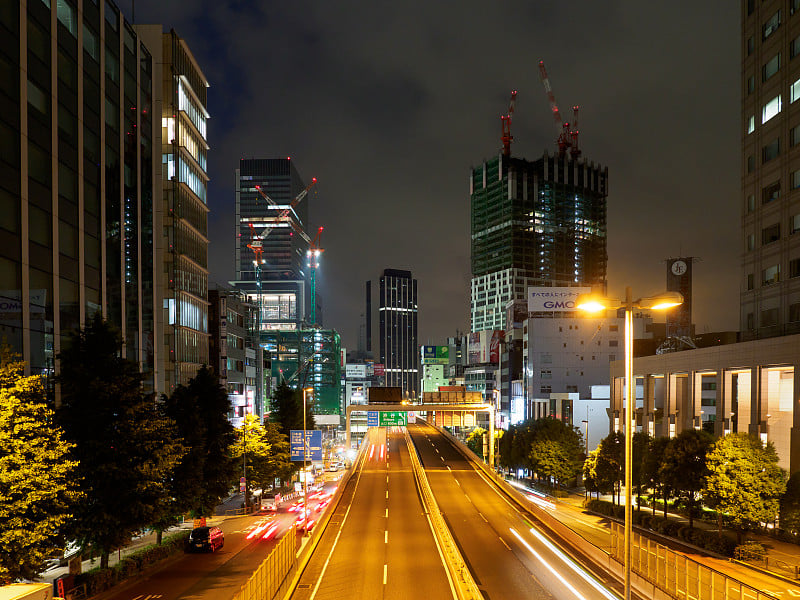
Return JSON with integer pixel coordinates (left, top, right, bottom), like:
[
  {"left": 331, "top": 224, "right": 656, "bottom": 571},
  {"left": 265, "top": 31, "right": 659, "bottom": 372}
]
[{"left": 575, "top": 298, "right": 608, "bottom": 313}]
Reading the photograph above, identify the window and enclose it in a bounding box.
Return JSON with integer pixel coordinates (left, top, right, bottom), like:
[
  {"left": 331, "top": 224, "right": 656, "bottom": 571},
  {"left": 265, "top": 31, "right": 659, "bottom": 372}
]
[
  {"left": 763, "top": 180, "right": 781, "bottom": 203},
  {"left": 747, "top": 312, "right": 755, "bottom": 330},
  {"left": 609, "top": 355, "right": 616, "bottom": 362},
  {"left": 793, "top": 34, "right": 800, "bottom": 58},
  {"left": 747, "top": 233, "right": 756, "bottom": 251},
  {"left": 763, "top": 54, "right": 781, "bottom": 81},
  {"left": 791, "top": 214, "right": 800, "bottom": 234},
  {"left": 56, "top": 0, "right": 77, "bottom": 36},
  {"left": 762, "top": 223, "right": 780, "bottom": 245},
  {"left": 763, "top": 138, "right": 780, "bottom": 163},
  {"left": 27, "top": 80, "right": 49, "bottom": 116},
  {"left": 747, "top": 115, "right": 755, "bottom": 134},
  {"left": 793, "top": 0, "right": 800, "bottom": 16},
  {"left": 540, "top": 385, "right": 552, "bottom": 394},
  {"left": 747, "top": 155, "right": 755, "bottom": 173},
  {"left": 609, "top": 325, "right": 618, "bottom": 332},
  {"left": 540, "top": 370, "right": 551, "bottom": 379},
  {"left": 747, "top": 273, "right": 755, "bottom": 290},
  {"left": 760, "top": 308, "right": 779, "bottom": 327},
  {"left": 792, "top": 79, "right": 800, "bottom": 103},
  {"left": 609, "top": 340, "right": 618, "bottom": 347},
  {"left": 763, "top": 10, "right": 781, "bottom": 41},
  {"left": 794, "top": 170, "right": 800, "bottom": 189},
  {"left": 701, "top": 382, "right": 717, "bottom": 391},
  {"left": 790, "top": 258, "right": 800, "bottom": 278},
  {"left": 763, "top": 95, "right": 782, "bottom": 123},
  {"left": 790, "top": 303, "right": 800, "bottom": 322},
  {"left": 83, "top": 24, "right": 99, "bottom": 61},
  {"left": 762, "top": 264, "right": 780, "bottom": 285},
  {"left": 747, "top": 194, "right": 756, "bottom": 213},
  {"left": 792, "top": 124, "right": 800, "bottom": 146},
  {"left": 748, "top": 75, "right": 756, "bottom": 95},
  {"left": 747, "top": 0, "right": 754, "bottom": 16}
]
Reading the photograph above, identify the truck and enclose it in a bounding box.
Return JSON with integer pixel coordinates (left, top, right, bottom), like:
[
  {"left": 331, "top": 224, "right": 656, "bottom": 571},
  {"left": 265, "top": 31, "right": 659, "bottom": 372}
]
[{"left": 0, "top": 583, "right": 57, "bottom": 600}]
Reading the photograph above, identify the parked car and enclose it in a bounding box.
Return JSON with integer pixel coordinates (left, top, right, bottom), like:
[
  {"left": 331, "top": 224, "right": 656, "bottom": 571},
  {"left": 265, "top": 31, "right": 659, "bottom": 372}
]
[{"left": 188, "top": 526, "right": 224, "bottom": 552}]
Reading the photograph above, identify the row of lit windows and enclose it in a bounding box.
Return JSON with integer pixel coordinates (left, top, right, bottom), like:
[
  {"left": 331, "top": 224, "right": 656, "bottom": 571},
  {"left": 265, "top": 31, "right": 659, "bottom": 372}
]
[{"left": 744, "top": 303, "right": 800, "bottom": 330}]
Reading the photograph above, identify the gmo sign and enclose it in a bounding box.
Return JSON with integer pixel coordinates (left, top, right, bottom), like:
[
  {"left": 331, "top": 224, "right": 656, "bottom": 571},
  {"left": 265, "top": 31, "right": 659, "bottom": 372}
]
[{"left": 528, "top": 287, "right": 590, "bottom": 312}]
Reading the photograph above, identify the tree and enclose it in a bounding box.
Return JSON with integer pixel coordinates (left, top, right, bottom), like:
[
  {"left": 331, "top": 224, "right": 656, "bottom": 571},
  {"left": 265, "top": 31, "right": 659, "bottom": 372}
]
[
  {"left": 164, "top": 367, "right": 236, "bottom": 520},
  {"left": 704, "top": 433, "right": 786, "bottom": 543},
  {"left": 660, "top": 429, "right": 713, "bottom": 528},
  {"left": 643, "top": 436, "right": 671, "bottom": 517},
  {"left": 466, "top": 427, "right": 487, "bottom": 459},
  {"left": 595, "top": 432, "right": 624, "bottom": 505},
  {"left": 498, "top": 424, "right": 515, "bottom": 471},
  {"left": 527, "top": 417, "right": 583, "bottom": 490},
  {"left": 56, "top": 315, "right": 185, "bottom": 567},
  {"left": 268, "top": 381, "right": 315, "bottom": 441},
  {"left": 632, "top": 432, "right": 651, "bottom": 513},
  {"left": 0, "top": 348, "right": 81, "bottom": 583},
  {"left": 780, "top": 471, "right": 800, "bottom": 536},
  {"left": 230, "top": 415, "right": 292, "bottom": 493}
]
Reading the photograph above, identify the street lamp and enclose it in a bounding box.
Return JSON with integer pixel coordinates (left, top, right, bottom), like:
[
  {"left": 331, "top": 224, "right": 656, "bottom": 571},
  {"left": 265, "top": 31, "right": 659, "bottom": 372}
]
[
  {"left": 576, "top": 287, "right": 682, "bottom": 600},
  {"left": 302, "top": 386, "right": 314, "bottom": 535}
]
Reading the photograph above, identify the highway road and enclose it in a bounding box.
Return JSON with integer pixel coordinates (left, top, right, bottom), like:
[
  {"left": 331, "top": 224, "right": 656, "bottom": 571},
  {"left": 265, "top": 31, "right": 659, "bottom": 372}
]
[
  {"left": 408, "top": 421, "right": 623, "bottom": 600},
  {"left": 290, "top": 427, "right": 453, "bottom": 600}
]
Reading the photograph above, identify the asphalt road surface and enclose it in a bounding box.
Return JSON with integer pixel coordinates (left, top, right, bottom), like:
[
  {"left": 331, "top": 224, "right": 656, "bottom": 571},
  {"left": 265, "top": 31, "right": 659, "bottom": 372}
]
[
  {"left": 408, "top": 421, "right": 623, "bottom": 600},
  {"left": 290, "top": 427, "right": 453, "bottom": 600}
]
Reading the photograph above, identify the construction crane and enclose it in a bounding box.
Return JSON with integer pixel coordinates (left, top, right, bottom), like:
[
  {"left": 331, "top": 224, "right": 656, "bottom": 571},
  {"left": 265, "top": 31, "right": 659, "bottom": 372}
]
[
  {"left": 306, "top": 226, "right": 324, "bottom": 326},
  {"left": 249, "top": 178, "right": 318, "bottom": 247},
  {"left": 500, "top": 90, "right": 518, "bottom": 156},
  {"left": 537, "top": 60, "right": 580, "bottom": 158}
]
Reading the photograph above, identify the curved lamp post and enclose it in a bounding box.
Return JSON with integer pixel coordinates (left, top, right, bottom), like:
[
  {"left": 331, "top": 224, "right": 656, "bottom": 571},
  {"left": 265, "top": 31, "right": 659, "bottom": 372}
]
[{"left": 576, "top": 287, "right": 682, "bottom": 600}]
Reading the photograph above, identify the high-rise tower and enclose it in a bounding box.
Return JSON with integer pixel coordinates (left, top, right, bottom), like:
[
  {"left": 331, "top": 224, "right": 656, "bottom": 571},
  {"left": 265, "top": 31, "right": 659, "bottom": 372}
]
[
  {"left": 740, "top": 1, "right": 800, "bottom": 339},
  {"left": 232, "top": 158, "right": 312, "bottom": 331},
  {"left": 1, "top": 1, "right": 161, "bottom": 390},
  {"left": 377, "top": 269, "right": 418, "bottom": 398},
  {"left": 470, "top": 153, "right": 608, "bottom": 332}
]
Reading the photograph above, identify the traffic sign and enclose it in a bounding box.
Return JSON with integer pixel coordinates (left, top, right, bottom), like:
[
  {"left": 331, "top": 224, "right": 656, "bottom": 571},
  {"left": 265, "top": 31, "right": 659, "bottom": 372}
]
[
  {"left": 367, "top": 411, "right": 379, "bottom": 426},
  {"left": 379, "top": 411, "right": 407, "bottom": 426},
  {"left": 290, "top": 429, "right": 323, "bottom": 461}
]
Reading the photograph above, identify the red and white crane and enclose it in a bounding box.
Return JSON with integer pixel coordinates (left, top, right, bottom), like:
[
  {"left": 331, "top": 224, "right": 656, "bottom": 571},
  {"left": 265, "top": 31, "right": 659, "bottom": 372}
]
[{"left": 537, "top": 60, "right": 580, "bottom": 158}]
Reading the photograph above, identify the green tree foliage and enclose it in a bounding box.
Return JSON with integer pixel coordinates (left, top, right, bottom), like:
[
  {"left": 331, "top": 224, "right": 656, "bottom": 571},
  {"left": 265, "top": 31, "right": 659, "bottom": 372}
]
[
  {"left": 268, "top": 381, "right": 315, "bottom": 441},
  {"left": 780, "top": 471, "right": 800, "bottom": 535},
  {"left": 595, "top": 432, "right": 624, "bottom": 505},
  {"left": 632, "top": 432, "right": 651, "bottom": 513},
  {"left": 660, "top": 429, "right": 713, "bottom": 528},
  {"left": 466, "top": 427, "right": 487, "bottom": 460},
  {"left": 0, "top": 348, "right": 81, "bottom": 583},
  {"left": 231, "top": 415, "right": 292, "bottom": 492},
  {"left": 643, "top": 436, "right": 671, "bottom": 517},
  {"left": 527, "top": 417, "right": 583, "bottom": 489},
  {"left": 161, "top": 366, "right": 236, "bottom": 520},
  {"left": 704, "top": 433, "right": 786, "bottom": 543},
  {"left": 56, "top": 315, "right": 185, "bottom": 567}
]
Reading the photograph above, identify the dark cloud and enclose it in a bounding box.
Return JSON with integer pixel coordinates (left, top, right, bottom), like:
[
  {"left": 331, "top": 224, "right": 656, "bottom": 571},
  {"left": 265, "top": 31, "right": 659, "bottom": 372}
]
[{"left": 131, "top": 0, "right": 740, "bottom": 347}]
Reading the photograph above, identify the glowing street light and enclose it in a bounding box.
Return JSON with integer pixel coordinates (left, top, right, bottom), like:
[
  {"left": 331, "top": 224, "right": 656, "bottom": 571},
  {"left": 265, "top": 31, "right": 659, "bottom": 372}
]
[{"left": 576, "top": 287, "right": 682, "bottom": 600}]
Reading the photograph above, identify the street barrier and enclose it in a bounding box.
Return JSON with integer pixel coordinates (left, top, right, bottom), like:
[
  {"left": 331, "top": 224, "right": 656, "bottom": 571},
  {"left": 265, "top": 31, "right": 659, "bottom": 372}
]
[
  {"left": 404, "top": 429, "right": 482, "bottom": 600},
  {"left": 231, "top": 524, "right": 297, "bottom": 600},
  {"left": 610, "top": 522, "right": 780, "bottom": 600}
]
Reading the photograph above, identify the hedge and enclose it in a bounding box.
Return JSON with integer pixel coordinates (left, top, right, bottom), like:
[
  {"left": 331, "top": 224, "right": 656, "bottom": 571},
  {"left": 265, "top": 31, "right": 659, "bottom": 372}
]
[{"left": 75, "top": 531, "right": 190, "bottom": 595}]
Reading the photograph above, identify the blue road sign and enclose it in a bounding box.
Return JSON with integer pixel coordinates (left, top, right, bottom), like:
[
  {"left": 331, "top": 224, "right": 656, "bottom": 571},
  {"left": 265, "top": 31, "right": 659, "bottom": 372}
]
[
  {"left": 290, "top": 429, "right": 323, "bottom": 461},
  {"left": 367, "top": 411, "right": 379, "bottom": 426}
]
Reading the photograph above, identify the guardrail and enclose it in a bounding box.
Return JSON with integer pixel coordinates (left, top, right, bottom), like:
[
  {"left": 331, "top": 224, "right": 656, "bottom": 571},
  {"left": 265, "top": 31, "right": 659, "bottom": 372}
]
[
  {"left": 610, "top": 522, "right": 780, "bottom": 600},
  {"left": 403, "top": 429, "right": 482, "bottom": 600},
  {"left": 231, "top": 524, "right": 297, "bottom": 600}
]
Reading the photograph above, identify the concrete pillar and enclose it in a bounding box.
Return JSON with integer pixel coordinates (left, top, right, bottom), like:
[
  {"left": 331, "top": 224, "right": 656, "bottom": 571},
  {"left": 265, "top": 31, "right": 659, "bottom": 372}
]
[
  {"left": 644, "top": 375, "right": 656, "bottom": 437},
  {"left": 791, "top": 365, "right": 800, "bottom": 476},
  {"left": 717, "top": 369, "right": 733, "bottom": 437}
]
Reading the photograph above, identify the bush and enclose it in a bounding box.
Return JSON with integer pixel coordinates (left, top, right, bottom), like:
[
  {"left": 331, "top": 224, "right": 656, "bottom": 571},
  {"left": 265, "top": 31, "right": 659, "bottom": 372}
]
[
  {"left": 75, "top": 532, "right": 190, "bottom": 595},
  {"left": 735, "top": 541, "right": 766, "bottom": 562}
]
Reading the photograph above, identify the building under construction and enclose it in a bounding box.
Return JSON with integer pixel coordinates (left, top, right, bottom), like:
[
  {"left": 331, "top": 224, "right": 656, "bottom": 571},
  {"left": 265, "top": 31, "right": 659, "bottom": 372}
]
[{"left": 470, "top": 153, "right": 608, "bottom": 331}]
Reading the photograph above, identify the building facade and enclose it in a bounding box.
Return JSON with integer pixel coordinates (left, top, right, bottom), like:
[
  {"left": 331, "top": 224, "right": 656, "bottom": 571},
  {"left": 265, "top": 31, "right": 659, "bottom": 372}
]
[
  {"left": 376, "top": 269, "right": 418, "bottom": 398},
  {"left": 137, "top": 25, "right": 209, "bottom": 392},
  {"left": 741, "top": 1, "right": 800, "bottom": 338},
  {"left": 470, "top": 152, "right": 608, "bottom": 332},
  {"left": 232, "top": 158, "right": 314, "bottom": 332},
  {"left": 1, "top": 1, "right": 163, "bottom": 391}
]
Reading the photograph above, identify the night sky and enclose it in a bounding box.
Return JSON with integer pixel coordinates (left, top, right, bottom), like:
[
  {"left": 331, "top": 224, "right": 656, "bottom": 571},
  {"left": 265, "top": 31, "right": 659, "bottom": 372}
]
[{"left": 130, "top": 1, "right": 740, "bottom": 351}]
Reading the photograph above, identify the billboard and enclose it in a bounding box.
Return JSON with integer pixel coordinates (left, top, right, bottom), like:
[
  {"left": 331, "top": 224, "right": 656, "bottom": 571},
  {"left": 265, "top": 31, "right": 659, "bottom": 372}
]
[
  {"left": 373, "top": 363, "right": 385, "bottom": 376},
  {"left": 345, "top": 363, "right": 368, "bottom": 378},
  {"left": 467, "top": 330, "right": 504, "bottom": 365},
  {"left": 527, "top": 287, "right": 591, "bottom": 312},
  {"left": 290, "top": 429, "right": 323, "bottom": 461},
  {"left": 421, "top": 345, "right": 449, "bottom": 365}
]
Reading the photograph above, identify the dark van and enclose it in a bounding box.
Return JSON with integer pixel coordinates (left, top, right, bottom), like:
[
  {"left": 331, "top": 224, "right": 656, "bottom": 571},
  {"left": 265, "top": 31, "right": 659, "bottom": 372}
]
[{"left": 188, "top": 526, "right": 224, "bottom": 552}]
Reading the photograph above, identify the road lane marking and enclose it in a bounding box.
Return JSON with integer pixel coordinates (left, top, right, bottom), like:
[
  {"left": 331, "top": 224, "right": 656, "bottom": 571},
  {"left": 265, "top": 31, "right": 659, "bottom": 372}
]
[
  {"left": 385, "top": 508, "right": 388, "bottom": 517},
  {"left": 446, "top": 466, "right": 452, "bottom": 472},
  {"left": 383, "top": 564, "right": 388, "bottom": 584},
  {"left": 386, "top": 491, "right": 388, "bottom": 499},
  {"left": 385, "top": 530, "right": 388, "bottom": 543},
  {"left": 499, "top": 537, "right": 511, "bottom": 551},
  {"left": 478, "top": 512, "right": 488, "bottom": 523}
]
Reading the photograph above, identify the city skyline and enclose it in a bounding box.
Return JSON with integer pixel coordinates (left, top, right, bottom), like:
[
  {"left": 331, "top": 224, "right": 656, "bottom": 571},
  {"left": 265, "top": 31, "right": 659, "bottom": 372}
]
[{"left": 127, "top": 1, "right": 740, "bottom": 349}]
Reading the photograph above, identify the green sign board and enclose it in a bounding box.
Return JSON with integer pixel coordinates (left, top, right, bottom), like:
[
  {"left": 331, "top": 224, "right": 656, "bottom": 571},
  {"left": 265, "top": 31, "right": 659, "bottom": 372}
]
[{"left": 379, "top": 411, "right": 408, "bottom": 426}]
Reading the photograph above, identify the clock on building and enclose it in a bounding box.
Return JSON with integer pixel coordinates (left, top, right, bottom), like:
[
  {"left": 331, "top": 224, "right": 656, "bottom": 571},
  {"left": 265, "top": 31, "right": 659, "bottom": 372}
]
[{"left": 671, "top": 260, "right": 687, "bottom": 276}]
